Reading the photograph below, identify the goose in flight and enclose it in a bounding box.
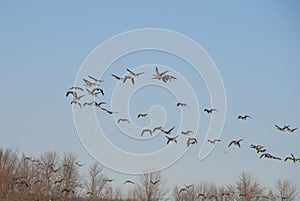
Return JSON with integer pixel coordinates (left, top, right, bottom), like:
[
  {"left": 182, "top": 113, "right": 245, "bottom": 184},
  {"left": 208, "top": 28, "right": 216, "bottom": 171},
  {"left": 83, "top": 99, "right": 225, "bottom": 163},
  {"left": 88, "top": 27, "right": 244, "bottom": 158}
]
[
  {"left": 83, "top": 78, "right": 96, "bottom": 88},
  {"left": 94, "top": 101, "right": 106, "bottom": 108},
  {"left": 250, "top": 144, "right": 266, "bottom": 153},
  {"left": 111, "top": 74, "right": 124, "bottom": 81},
  {"left": 166, "top": 135, "right": 179, "bottom": 144},
  {"left": 61, "top": 188, "right": 75, "bottom": 194},
  {"left": 238, "top": 115, "right": 251, "bottom": 120},
  {"left": 137, "top": 113, "right": 147, "bottom": 118},
  {"left": 151, "top": 180, "right": 160, "bottom": 185},
  {"left": 153, "top": 67, "right": 168, "bottom": 80},
  {"left": 86, "top": 88, "right": 103, "bottom": 97},
  {"left": 75, "top": 161, "right": 84, "bottom": 167},
  {"left": 162, "top": 74, "right": 177, "bottom": 82},
  {"left": 161, "top": 126, "right": 175, "bottom": 135},
  {"left": 204, "top": 108, "right": 218, "bottom": 114},
  {"left": 50, "top": 166, "right": 60, "bottom": 173},
  {"left": 184, "top": 184, "right": 193, "bottom": 189},
  {"left": 88, "top": 75, "right": 104, "bottom": 84},
  {"left": 54, "top": 178, "right": 66, "bottom": 184},
  {"left": 287, "top": 127, "right": 298, "bottom": 133},
  {"left": 123, "top": 75, "right": 134, "bottom": 84},
  {"left": 153, "top": 126, "right": 162, "bottom": 133},
  {"left": 69, "top": 86, "right": 84, "bottom": 91},
  {"left": 123, "top": 180, "right": 135, "bottom": 185},
  {"left": 260, "top": 153, "right": 281, "bottom": 160},
  {"left": 275, "top": 125, "right": 289, "bottom": 132},
  {"left": 71, "top": 101, "right": 82, "bottom": 108},
  {"left": 178, "top": 188, "right": 188, "bottom": 194},
  {"left": 83, "top": 101, "right": 94, "bottom": 107},
  {"left": 118, "top": 118, "right": 130, "bottom": 124},
  {"left": 177, "top": 102, "right": 188, "bottom": 107},
  {"left": 127, "top": 68, "right": 144, "bottom": 78},
  {"left": 101, "top": 107, "right": 118, "bottom": 115},
  {"left": 228, "top": 139, "right": 243, "bottom": 148},
  {"left": 187, "top": 138, "right": 197, "bottom": 147},
  {"left": 181, "top": 130, "right": 193, "bottom": 135},
  {"left": 103, "top": 178, "right": 114, "bottom": 182},
  {"left": 66, "top": 91, "right": 84, "bottom": 101},
  {"left": 141, "top": 129, "right": 152, "bottom": 136},
  {"left": 197, "top": 193, "right": 206, "bottom": 199},
  {"left": 208, "top": 139, "right": 221, "bottom": 144},
  {"left": 284, "top": 153, "right": 300, "bottom": 163}
]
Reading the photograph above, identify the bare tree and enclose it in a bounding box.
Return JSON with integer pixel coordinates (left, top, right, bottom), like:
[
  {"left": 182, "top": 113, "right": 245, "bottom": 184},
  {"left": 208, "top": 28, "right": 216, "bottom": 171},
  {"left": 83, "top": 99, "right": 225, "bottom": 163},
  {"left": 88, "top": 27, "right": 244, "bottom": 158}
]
[
  {"left": 274, "top": 179, "right": 298, "bottom": 201},
  {"left": 85, "top": 163, "right": 107, "bottom": 200},
  {"left": 131, "top": 171, "right": 169, "bottom": 201}
]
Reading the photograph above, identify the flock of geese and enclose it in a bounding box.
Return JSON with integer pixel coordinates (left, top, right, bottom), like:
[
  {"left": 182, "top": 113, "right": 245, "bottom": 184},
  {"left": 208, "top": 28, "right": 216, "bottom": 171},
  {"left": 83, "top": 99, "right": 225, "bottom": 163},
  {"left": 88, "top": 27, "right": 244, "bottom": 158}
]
[{"left": 66, "top": 66, "right": 299, "bottom": 160}]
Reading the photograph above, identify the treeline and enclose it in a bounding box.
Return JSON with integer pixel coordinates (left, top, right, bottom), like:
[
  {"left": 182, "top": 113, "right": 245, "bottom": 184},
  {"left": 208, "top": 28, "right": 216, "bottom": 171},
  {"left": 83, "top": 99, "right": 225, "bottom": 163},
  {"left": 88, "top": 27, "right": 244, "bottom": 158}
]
[{"left": 0, "top": 148, "right": 298, "bottom": 201}]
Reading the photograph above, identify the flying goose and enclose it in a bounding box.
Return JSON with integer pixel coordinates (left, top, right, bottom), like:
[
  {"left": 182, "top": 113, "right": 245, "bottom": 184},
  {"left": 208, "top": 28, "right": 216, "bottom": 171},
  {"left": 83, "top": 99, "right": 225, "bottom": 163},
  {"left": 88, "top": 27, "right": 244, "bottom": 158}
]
[
  {"left": 208, "top": 139, "right": 221, "bottom": 144},
  {"left": 181, "top": 130, "right": 193, "bottom": 135},
  {"left": 161, "top": 126, "right": 175, "bottom": 135},
  {"left": 127, "top": 68, "right": 144, "bottom": 78},
  {"left": 184, "top": 184, "right": 193, "bottom": 189},
  {"left": 275, "top": 125, "right": 289, "bottom": 132},
  {"left": 238, "top": 115, "right": 251, "bottom": 120},
  {"left": 86, "top": 88, "right": 102, "bottom": 97},
  {"left": 111, "top": 74, "right": 124, "bottom": 81},
  {"left": 162, "top": 74, "right": 176, "bottom": 82},
  {"left": 123, "top": 180, "right": 135, "bottom": 185},
  {"left": 178, "top": 188, "right": 188, "bottom": 194},
  {"left": 103, "top": 178, "right": 114, "bottom": 182},
  {"left": 228, "top": 139, "right": 243, "bottom": 148},
  {"left": 50, "top": 166, "right": 60, "bottom": 173},
  {"left": 118, "top": 118, "right": 130, "bottom": 124},
  {"left": 75, "top": 161, "right": 84, "bottom": 167},
  {"left": 141, "top": 129, "right": 152, "bottom": 136},
  {"left": 137, "top": 113, "right": 147, "bottom": 118},
  {"left": 88, "top": 75, "right": 104, "bottom": 84},
  {"left": 71, "top": 101, "right": 82, "bottom": 108},
  {"left": 101, "top": 107, "right": 118, "bottom": 115},
  {"left": 66, "top": 91, "right": 84, "bottom": 101},
  {"left": 83, "top": 78, "right": 96, "bottom": 88},
  {"left": 287, "top": 127, "right": 298, "bottom": 133},
  {"left": 166, "top": 135, "right": 179, "bottom": 144},
  {"left": 151, "top": 180, "right": 160, "bottom": 185},
  {"left": 83, "top": 101, "right": 94, "bottom": 107},
  {"left": 123, "top": 75, "right": 134, "bottom": 84},
  {"left": 197, "top": 193, "right": 206, "bottom": 199},
  {"left": 94, "top": 101, "right": 106, "bottom": 108},
  {"left": 187, "top": 138, "right": 197, "bottom": 147},
  {"left": 284, "top": 153, "right": 300, "bottom": 163},
  {"left": 260, "top": 153, "right": 281, "bottom": 160},
  {"left": 204, "top": 108, "right": 218, "bottom": 114},
  {"left": 61, "top": 188, "right": 75, "bottom": 194},
  {"left": 153, "top": 126, "right": 162, "bottom": 133},
  {"left": 54, "top": 178, "right": 66, "bottom": 184},
  {"left": 153, "top": 67, "right": 168, "bottom": 80},
  {"left": 177, "top": 102, "right": 188, "bottom": 107},
  {"left": 69, "top": 86, "right": 84, "bottom": 91}
]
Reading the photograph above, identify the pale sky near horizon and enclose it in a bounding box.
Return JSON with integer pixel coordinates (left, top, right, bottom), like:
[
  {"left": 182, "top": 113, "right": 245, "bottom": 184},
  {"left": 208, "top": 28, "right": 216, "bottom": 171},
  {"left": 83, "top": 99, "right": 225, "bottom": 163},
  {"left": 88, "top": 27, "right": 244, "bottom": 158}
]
[{"left": 0, "top": 1, "right": 300, "bottom": 191}]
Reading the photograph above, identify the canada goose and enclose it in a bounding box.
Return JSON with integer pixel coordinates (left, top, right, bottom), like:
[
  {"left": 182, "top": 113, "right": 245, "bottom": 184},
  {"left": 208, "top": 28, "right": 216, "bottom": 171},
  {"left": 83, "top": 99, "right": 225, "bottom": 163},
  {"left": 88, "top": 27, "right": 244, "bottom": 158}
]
[
  {"left": 238, "top": 115, "right": 251, "bottom": 120},
  {"left": 54, "top": 178, "right": 66, "bottom": 184},
  {"left": 162, "top": 74, "right": 176, "bottom": 82},
  {"left": 250, "top": 144, "right": 266, "bottom": 153},
  {"left": 75, "top": 161, "right": 84, "bottom": 167},
  {"left": 177, "top": 102, "right": 188, "bottom": 107},
  {"left": 123, "top": 180, "right": 134, "bottom": 185},
  {"left": 184, "top": 184, "right": 192, "bottom": 189},
  {"left": 153, "top": 126, "right": 162, "bottom": 133},
  {"left": 161, "top": 126, "right": 175, "bottom": 135},
  {"left": 210, "top": 195, "right": 218, "bottom": 199},
  {"left": 187, "top": 138, "right": 197, "bottom": 147},
  {"left": 93, "top": 101, "right": 106, "bottom": 108},
  {"left": 197, "top": 193, "right": 206, "bottom": 199},
  {"left": 111, "top": 74, "right": 124, "bottom": 81},
  {"left": 166, "top": 135, "right": 179, "bottom": 144},
  {"left": 66, "top": 91, "right": 84, "bottom": 101},
  {"left": 204, "top": 108, "right": 217, "bottom": 114},
  {"left": 151, "top": 180, "right": 160, "bottom": 185},
  {"left": 287, "top": 127, "right": 298, "bottom": 133},
  {"left": 83, "top": 78, "right": 96, "bottom": 88},
  {"left": 181, "top": 130, "right": 193, "bottom": 135},
  {"left": 239, "top": 193, "right": 246, "bottom": 197},
  {"left": 178, "top": 188, "right": 188, "bottom": 194},
  {"left": 228, "top": 139, "right": 243, "bottom": 148},
  {"left": 260, "top": 153, "right": 281, "bottom": 160},
  {"left": 275, "top": 125, "right": 289, "bottom": 132},
  {"left": 71, "top": 101, "right": 82, "bottom": 108},
  {"left": 103, "top": 178, "right": 114, "bottom": 182},
  {"left": 127, "top": 68, "right": 144, "bottom": 78},
  {"left": 86, "top": 191, "right": 94, "bottom": 195},
  {"left": 69, "top": 86, "right": 84, "bottom": 91},
  {"left": 141, "top": 129, "right": 152, "bottom": 136},
  {"left": 90, "top": 87, "right": 104, "bottom": 96},
  {"left": 88, "top": 75, "right": 103, "bottom": 84},
  {"left": 83, "top": 101, "right": 94, "bottom": 107},
  {"left": 118, "top": 118, "right": 130, "bottom": 124},
  {"left": 61, "top": 188, "right": 75, "bottom": 194},
  {"left": 101, "top": 107, "right": 118, "bottom": 115},
  {"left": 284, "top": 153, "right": 300, "bottom": 163},
  {"left": 137, "top": 113, "right": 147, "bottom": 118},
  {"left": 123, "top": 75, "right": 134, "bottom": 84},
  {"left": 208, "top": 139, "right": 221, "bottom": 144},
  {"left": 86, "top": 88, "right": 102, "bottom": 97},
  {"left": 153, "top": 67, "right": 168, "bottom": 80},
  {"left": 50, "top": 166, "right": 60, "bottom": 173}
]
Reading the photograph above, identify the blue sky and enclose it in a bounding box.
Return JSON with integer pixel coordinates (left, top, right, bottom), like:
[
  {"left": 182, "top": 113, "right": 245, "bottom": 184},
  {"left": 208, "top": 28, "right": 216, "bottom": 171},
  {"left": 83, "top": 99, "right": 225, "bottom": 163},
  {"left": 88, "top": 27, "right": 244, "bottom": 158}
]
[{"left": 1, "top": 1, "right": 300, "bottom": 189}]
